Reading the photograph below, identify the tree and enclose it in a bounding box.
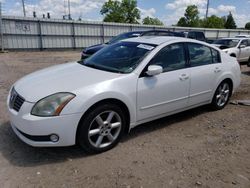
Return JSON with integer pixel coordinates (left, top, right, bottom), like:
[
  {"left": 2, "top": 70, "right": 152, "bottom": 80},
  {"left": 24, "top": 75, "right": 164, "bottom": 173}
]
[
  {"left": 245, "top": 22, "right": 250, "bottom": 30},
  {"left": 201, "top": 15, "right": 225, "bottom": 28},
  {"left": 224, "top": 12, "right": 237, "bottom": 29},
  {"left": 177, "top": 17, "right": 187, "bottom": 27},
  {"left": 100, "top": 0, "right": 140, "bottom": 24},
  {"left": 177, "top": 5, "right": 200, "bottom": 27},
  {"left": 143, "top": 16, "right": 163, "bottom": 25}
]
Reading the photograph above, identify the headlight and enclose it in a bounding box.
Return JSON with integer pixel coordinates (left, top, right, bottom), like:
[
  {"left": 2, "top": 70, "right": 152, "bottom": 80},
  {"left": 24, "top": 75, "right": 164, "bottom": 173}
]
[{"left": 31, "top": 93, "right": 75, "bottom": 117}]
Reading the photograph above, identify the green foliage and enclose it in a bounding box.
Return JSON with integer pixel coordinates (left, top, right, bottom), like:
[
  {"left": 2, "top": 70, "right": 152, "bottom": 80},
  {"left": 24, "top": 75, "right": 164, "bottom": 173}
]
[
  {"left": 100, "top": 0, "right": 140, "bottom": 24},
  {"left": 177, "top": 5, "right": 200, "bottom": 27},
  {"left": 245, "top": 22, "right": 250, "bottom": 30},
  {"left": 177, "top": 17, "right": 187, "bottom": 27},
  {"left": 142, "top": 16, "right": 163, "bottom": 25},
  {"left": 224, "top": 12, "right": 237, "bottom": 29},
  {"left": 201, "top": 15, "right": 225, "bottom": 29}
]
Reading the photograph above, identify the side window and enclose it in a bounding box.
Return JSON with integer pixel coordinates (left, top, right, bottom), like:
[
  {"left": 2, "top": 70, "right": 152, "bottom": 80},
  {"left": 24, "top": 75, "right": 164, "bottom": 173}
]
[
  {"left": 188, "top": 32, "right": 196, "bottom": 39},
  {"left": 247, "top": 40, "right": 250, "bottom": 46},
  {"left": 150, "top": 43, "right": 186, "bottom": 72},
  {"left": 196, "top": 32, "right": 205, "bottom": 41},
  {"left": 240, "top": 40, "right": 248, "bottom": 46},
  {"left": 142, "top": 32, "right": 156, "bottom": 36},
  {"left": 157, "top": 32, "right": 174, "bottom": 36},
  {"left": 188, "top": 43, "right": 213, "bottom": 66},
  {"left": 211, "top": 48, "right": 221, "bottom": 63}
]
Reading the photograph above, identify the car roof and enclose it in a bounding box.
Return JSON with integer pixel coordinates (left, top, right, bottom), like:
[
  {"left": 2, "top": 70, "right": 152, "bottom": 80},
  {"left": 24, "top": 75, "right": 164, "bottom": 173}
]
[
  {"left": 216, "top": 37, "right": 249, "bottom": 40},
  {"left": 123, "top": 36, "right": 197, "bottom": 45}
]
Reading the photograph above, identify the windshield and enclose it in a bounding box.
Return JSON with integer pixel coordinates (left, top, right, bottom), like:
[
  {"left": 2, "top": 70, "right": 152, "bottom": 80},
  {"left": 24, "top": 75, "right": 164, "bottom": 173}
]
[
  {"left": 79, "top": 42, "right": 156, "bottom": 73},
  {"left": 108, "top": 32, "right": 141, "bottom": 44},
  {"left": 213, "top": 39, "right": 240, "bottom": 48}
]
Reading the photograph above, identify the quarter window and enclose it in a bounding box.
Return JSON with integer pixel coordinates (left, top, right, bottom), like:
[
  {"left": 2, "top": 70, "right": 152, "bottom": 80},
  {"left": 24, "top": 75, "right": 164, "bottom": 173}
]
[
  {"left": 149, "top": 43, "right": 186, "bottom": 72},
  {"left": 188, "top": 43, "right": 213, "bottom": 66}
]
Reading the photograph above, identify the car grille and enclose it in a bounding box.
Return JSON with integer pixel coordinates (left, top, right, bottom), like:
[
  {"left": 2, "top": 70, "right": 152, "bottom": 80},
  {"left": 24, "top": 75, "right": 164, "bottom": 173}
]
[{"left": 9, "top": 88, "right": 25, "bottom": 112}]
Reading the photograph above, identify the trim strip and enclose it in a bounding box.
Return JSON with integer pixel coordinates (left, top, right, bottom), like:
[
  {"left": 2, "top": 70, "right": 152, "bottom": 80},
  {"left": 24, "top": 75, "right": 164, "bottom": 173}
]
[
  {"left": 140, "top": 96, "right": 188, "bottom": 110},
  {"left": 189, "top": 90, "right": 212, "bottom": 98}
]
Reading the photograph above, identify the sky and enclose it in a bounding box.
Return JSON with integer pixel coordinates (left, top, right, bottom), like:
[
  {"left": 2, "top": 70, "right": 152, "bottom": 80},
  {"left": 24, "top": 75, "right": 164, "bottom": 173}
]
[{"left": 0, "top": 0, "right": 250, "bottom": 27}]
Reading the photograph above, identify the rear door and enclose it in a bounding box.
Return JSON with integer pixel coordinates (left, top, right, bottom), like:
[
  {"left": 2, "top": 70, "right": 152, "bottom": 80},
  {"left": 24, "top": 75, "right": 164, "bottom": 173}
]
[{"left": 187, "top": 43, "right": 223, "bottom": 106}]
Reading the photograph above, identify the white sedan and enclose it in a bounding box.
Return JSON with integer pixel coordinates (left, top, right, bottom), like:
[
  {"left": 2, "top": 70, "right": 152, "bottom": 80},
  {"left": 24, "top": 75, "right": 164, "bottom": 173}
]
[
  {"left": 212, "top": 38, "right": 250, "bottom": 63},
  {"left": 7, "top": 36, "right": 241, "bottom": 153}
]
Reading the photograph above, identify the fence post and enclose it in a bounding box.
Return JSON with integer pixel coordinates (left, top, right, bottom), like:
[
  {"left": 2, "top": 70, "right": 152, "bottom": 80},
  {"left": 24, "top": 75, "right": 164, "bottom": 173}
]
[
  {"left": 0, "top": 2, "right": 4, "bottom": 52},
  {"left": 38, "top": 20, "right": 43, "bottom": 50},
  {"left": 101, "top": 23, "right": 105, "bottom": 44},
  {"left": 72, "top": 22, "right": 76, "bottom": 49},
  {"left": 216, "top": 30, "right": 219, "bottom": 39}
]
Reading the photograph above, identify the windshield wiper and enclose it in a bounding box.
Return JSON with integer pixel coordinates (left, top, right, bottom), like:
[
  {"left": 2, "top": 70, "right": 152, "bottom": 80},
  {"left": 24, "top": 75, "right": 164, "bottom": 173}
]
[{"left": 83, "top": 63, "right": 123, "bottom": 74}]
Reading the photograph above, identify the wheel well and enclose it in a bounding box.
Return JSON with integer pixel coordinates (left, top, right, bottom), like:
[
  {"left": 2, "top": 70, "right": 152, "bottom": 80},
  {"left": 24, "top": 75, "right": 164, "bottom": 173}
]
[
  {"left": 222, "top": 78, "right": 233, "bottom": 97},
  {"left": 230, "top": 53, "right": 236, "bottom": 57},
  {"left": 76, "top": 99, "right": 130, "bottom": 142}
]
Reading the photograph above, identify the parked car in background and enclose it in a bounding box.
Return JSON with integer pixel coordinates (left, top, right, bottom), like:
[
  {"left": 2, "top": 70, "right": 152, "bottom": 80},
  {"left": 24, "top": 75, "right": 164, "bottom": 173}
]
[
  {"left": 235, "top": 35, "right": 250, "bottom": 38},
  {"left": 8, "top": 36, "right": 241, "bottom": 153},
  {"left": 180, "top": 31, "right": 207, "bottom": 42},
  {"left": 81, "top": 30, "right": 184, "bottom": 59},
  {"left": 212, "top": 38, "right": 250, "bottom": 63}
]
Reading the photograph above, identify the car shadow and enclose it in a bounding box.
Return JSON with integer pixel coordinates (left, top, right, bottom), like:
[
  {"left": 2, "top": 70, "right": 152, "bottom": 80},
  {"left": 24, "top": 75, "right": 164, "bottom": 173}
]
[
  {"left": 242, "top": 70, "right": 250, "bottom": 76},
  {"left": 0, "top": 122, "right": 89, "bottom": 167},
  {"left": 0, "top": 105, "right": 210, "bottom": 167},
  {"left": 122, "top": 105, "right": 210, "bottom": 142}
]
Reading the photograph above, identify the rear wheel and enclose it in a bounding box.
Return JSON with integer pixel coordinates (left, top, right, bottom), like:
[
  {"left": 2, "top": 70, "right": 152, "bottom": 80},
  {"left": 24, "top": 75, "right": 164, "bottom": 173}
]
[
  {"left": 211, "top": 81, "right": 231, "bottom": 110},
  {"left": 77, "top": 103, "right": 126, "bottom": 153}
]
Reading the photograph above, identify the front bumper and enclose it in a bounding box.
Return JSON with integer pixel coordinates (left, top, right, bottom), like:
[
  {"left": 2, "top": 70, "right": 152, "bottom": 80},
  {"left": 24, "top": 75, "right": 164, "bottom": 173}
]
[{"left": 8, "top": 98, "right": 82, "bottom": 147}]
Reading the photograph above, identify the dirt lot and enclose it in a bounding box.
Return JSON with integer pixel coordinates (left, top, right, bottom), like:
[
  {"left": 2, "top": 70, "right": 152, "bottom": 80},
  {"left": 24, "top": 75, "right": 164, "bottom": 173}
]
[{"left": 0, "top": 51, "right": 250, "bottom": 188}]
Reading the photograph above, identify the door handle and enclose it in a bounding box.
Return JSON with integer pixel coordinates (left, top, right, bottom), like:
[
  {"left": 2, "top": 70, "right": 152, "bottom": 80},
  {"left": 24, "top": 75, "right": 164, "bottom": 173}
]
[
  {"left": 214, "top": 67, "right": 221, "bottom": 73},
  {"left": 179, "top": 74, "right": 189, "bottom": 81}
]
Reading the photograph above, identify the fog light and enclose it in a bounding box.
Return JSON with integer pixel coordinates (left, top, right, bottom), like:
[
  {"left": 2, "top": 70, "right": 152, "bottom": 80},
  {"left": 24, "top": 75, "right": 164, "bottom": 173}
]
[{"left": 50, "top": 134, "right": 59, "bottom": 142}]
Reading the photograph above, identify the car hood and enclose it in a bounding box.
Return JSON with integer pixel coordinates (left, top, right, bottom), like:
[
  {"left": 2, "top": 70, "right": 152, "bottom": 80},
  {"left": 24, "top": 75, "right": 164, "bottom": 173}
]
[
  {"left": 83, "top": 44, "right": 107, "bottom": 55},
  {"left": 14, "top": 62, "right": 121, "bottom": 102}
]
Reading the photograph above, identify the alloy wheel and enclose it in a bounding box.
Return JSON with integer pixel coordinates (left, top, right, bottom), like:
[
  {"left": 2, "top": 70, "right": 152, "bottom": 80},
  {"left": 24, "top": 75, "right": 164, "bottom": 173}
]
[{"left": 88, "top": 111, "right": 122, "bottom": 148}]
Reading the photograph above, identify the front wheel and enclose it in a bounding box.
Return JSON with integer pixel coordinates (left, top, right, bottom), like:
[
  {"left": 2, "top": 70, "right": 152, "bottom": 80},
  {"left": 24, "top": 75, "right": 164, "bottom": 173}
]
[
  {"left": 211, "top": 81, "right": 232, "bottom": 110},
  {"left": 77, "top": 103, "right": 126, "bottom": 153}
]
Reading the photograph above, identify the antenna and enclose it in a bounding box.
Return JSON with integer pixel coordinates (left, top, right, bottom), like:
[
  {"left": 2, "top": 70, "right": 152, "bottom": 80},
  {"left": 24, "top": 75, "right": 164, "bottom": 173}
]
[
  {"left": 22, "top": 0, "right": 26, "bottom": 17},
  {"left": 205, "top": 0, "right": 209, "bottom": 19}
]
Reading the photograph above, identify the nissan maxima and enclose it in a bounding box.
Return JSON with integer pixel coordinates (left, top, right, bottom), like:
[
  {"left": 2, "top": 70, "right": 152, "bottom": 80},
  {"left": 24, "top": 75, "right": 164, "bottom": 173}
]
[{"left": 7, "top": 36, "right": 241, "bottom": 153}]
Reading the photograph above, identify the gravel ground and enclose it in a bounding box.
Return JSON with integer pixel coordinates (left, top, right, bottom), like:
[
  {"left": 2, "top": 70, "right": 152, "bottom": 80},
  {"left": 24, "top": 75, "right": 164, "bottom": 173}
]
[{"left": 0, "top": 51, "right": 250, "bottom": 188}]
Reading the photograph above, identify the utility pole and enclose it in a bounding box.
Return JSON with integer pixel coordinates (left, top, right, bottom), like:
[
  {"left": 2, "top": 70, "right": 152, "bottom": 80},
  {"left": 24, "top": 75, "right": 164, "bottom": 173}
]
[
  {"left": 0, "top": 2, "right": 4, "bottom": 52},
  {"left": 22, "top": 0, "right": 26, "bottom": 17},
  {"left": 205, "top": 0, "right": 210, "bottom": 19},
  {"left": 68, "top": 0, "right": 71, "bottom": 19}
]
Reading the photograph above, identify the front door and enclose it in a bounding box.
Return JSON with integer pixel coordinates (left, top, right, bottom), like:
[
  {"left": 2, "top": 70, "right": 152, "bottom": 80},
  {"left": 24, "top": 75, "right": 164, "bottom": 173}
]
[
  {"left": 137, "top": 43, "right": 190, "bottom": 121},
  {"left": 238, "top": 39, "right": 250, "bottom": 62}
]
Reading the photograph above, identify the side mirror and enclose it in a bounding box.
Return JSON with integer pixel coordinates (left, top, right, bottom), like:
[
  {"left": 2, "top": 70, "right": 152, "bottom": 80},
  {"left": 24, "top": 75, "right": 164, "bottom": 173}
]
[
  {"left": 239, "top": 44, "right": 246, "bottom": 49},
  {"left": 146, "top": 65, "right": 163, "bottom": 76}
]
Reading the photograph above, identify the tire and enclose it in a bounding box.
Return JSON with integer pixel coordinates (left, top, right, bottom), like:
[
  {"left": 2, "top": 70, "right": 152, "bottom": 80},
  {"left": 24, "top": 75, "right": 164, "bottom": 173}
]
[
  {"left": 247, "top": 57, "right": 250, "bottom": 67},
  {"left": 77, "top": 103, "right": 126, "bottom": 153},
  {"left": 211, "top": 81, "right": 232, "bottom": 110}
]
